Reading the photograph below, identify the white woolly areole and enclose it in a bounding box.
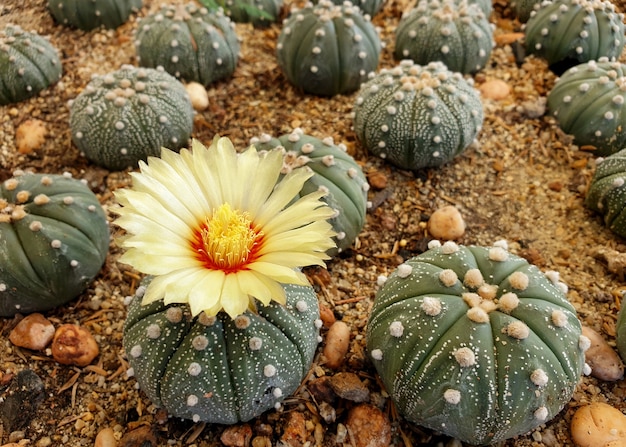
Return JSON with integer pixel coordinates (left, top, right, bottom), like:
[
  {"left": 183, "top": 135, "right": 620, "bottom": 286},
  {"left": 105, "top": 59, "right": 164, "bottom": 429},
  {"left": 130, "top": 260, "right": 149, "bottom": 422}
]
[
  {"left": 421, "top": 296, "right": 442, "bottom": 316},
  {"left": 488, "top": 246, "right": 508, "bottom": 262},
  {"left": 505, "top": 321, "right": 530, "bottom": 339},
  {"left": 264, "top": 364, "right": 277, "bottom": 377},
  {"left": 544, "top": 270, "right": 560, "bottom": 285},
  {"left": 463, "top": 292, "right": 481, "bottom": 308},
  {"left": 273, "top": 387, "right": 283, "bottom": 398},
  {"left": 371, "top": 349, "right": 383, "bottom": 360},
  {"left": 377, "top": 275, "right": 388, "bottom": 286},
  {"left": 129, "top": 345, "right": 142, "bottom": 358},
  {"left": 534, "top": 406, "right": 549, "bottom": 421},
  {"left": 192, "top": 335, "right": 209, "bottom": 351},
  {"left": 235, "top": 315, "right": 251, "bottom": 329},
  {"left": 454, "top": 347, "right": 476, "bottom": 367},
  {"left": 198, "top": 312, "right": 216, "bottom": 326},
  {"left": 493, "top": 239, "right": 508, "bottom": 250},
  {"left": 441, "top": 241, "right": 460, "bottom": 254},
  {"left": 530, "top": 369, "right": 549, "bottom": 387},
  {"left": 146, "top": 324, "right": 161, "bottom": 339},
  {"left": 498, "top": 292, "right": 520, "bottom": 312},
  {"left": 579, "top": 335, "right": 591, "bottom": 351},
  {"left": 389, "top": 321, "right": 404, "bottom": 337},
  {"left": 428, "top": 240, "right": 442, "bottom": 249},
  {"left": 187, "top": 395, "right": 199, "bottom": 407},
  {"left": 188, "top": 362, "right": 202, "bottom": 376},
  {"left": 296, "top": 300, "right": 308, "bottom": 312},
  {"left": 249, "top": 336, "right": 263, "bottom": 350},
  {"left": 166, "top": 307, "right": 183, "bottom": 324},
  {"left": 508, "top": 271, "right": 529, "bottom": 290},
  {"left": 467, "top": 307, "right": 490, "bottom": 323},
  {"left": 397, "top": 263, "right": 413, "bottom": 278},
  {"left": 444, "top": 389, "right": 461, "bottom": 405},
  {"left": 478, "top": 284, "right": 498, "bottom": 301},
  {"left": 463, "top": 269, "right": 484, "bottom": 288},
  {"left": 551, "top": 310, "right": 568, "bottom": 327},
  {"left": 583, "top": 363, "right": 592, "bottom": 375},
  {"left": 439, "top": 269, "right": 458, "bottom": 287}
]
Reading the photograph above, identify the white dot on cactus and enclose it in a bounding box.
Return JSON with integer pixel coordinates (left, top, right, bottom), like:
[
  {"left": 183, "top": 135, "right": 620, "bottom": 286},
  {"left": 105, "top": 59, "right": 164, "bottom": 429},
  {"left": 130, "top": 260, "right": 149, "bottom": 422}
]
[
  {"left": 29, "top": 220, "right": 42, "bottom": 232},
  {"left": 579, "top": 83, "right": 590, "bottom": 92},
  {"left": 249, "top": 337, "right": 263, "bottom": 351},
  {"left": 75, "top": 131, "right": 84, "bottom": 139},
  {"left": 88, "top": 204, "right": 97, "bottom": 212},
  {"left": 347, "top": 167, "right": 358, "bottom": 178},
  {"left": 463, "top": 269, "right": 484, "bottom": 288},
  {"left": 192, "top": 414, "right": 201, "bottom": 423},
  {"left": 371, "top": 349, "right": 383, "bottom": 360},
  {"left": 454, "top": 347, "right": 475, "bottom": 367},
  {"left": 397, "top": 264, "right": 413, "bottom": 278},
  {"left": 389, "top": 321, "right": 404, "bottom": 338},
  {"left": 336, "top": 231, "right": 346, "bottom": 240},
  {"left": 421, "top": 296, "right": 442, "bottom": 316},
  {"left": 508, "top": 271, "right": 529, "bottom": 290},
  {"left": 505, "top": 321, "right": 530, "bottom": 339},
  {"left": 381, "top": 124, "right": 389, "bottom": 132},
  {"left": 50, "top": 239, "right": 62, "bottom": 249},
  {"left": 443, "top": 389, "right": 461, "bottom": 405},
  {"left": 530, "top": 369, "right": 549, "bottom": 387},
  {"left": 377, "top": 275, "right": 388, "bottom": 286},
  {"left": 322, "top": 155, "right": 335, "bottom": 167},
  {"left": 187, "top": 394, "right": 199, "bottom": 407},
  {"left": 358, "top": 51, "right": 366, "bottom": 59},
  {"left": 534, "top": 406, "right": 548, "bottom": 421},
  {"left": 479, "top": 49, "right": 486, "bottom": 58},
  {"left": 130, "top": 345, "right": 142, "bottom": 358},
  {"left": 296, "top": 300, "right": 308, "bottom": 312},
  {"left": 583, "top": 363, "right": 592, "bottom": 375},
  {"left": 613, "top": 177, "right": 626, "bottom": 187},
  {"left": 467, "top": 307, "right": 489, "bottom": 323},
  {"left": 0, "top": 283, "right": 6, "bottom": 292},
  {"left": 171, "top": 55, "right": 179, "bottom": 63},
  {"left": 441, "top": 45, "right": 450, "bottom": 55},
  {"left": 354, "top": 34, "right": 363, "bottom": 42},
  {"left": 579, "top": 335, "right": 591, "bottom": 351},
  {"left": 165, "top": 307, "right": 183, "bottom": 323},
  {"left": 126, "top": 367, "right": 135, "bottom": 378},
  {"left": 171, "top": 137, "right": 179, "bottom": 144},
  {"left": 441, "top": 241, "right": 459, "bottom": 254},
  {"left": 146, "top": 324, "right": 162, "bottom": 339},
  {"left": 62, "top": 196, "right": 74, "bottom": 205},
  {"left": 604, "top": 111, "right": 615, "bottom": 120},
  {"left": 235, "top": 315, "right": 251, "bottom": 329},
  {"left": 188, "top": 362, "right": 202, "bottom": 376},
  {"left": 315, "top": 319, "right": 323, "bottom": 329},
  {"left": 312, "top": 46, "right": 321, "bottom": 54},
  {"left": 498, "top": 292, "right": 519, "bottom": 313},
  {"left": 70, "top": 260, "right": 78, "bottom": 268},
  {"left": 114, "top": 121, "right": 125, "bottom": 131},
  {"left": 273, "top": 387, "right": 283, "bottom": 398},
  {"left": 192, "top": 335, "right": 209, "bottom": 351},
  {"left": 264, "top": 364, "right": 277, "bottom": 377},
  {"left": 439, "top": 269, "right": 458, "bottom": 287}
]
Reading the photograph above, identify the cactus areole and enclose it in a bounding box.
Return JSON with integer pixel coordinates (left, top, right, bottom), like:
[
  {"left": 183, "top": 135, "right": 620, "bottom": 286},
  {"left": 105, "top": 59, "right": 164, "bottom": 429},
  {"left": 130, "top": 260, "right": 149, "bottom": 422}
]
[
  {"left": 0, "top": 173, "right": 109, "bottom": 317},
  {"left": 366, "top": 241, "right": 586, "bottom": 445},
  {"left": 48, "top": 0, "right": 143, "bottom": 31}
]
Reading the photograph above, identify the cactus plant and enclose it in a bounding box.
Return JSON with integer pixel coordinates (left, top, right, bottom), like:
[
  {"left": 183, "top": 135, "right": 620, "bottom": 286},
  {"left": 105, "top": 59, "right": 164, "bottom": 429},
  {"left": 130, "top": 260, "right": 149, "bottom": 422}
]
[
  {"left": 69, "top": 65, "right": 194, "bottom": 171},
  {"left": 206, "top": 0, "right": 283, "bottom": 27},
  {"left": 0, "top": 25, "right": 62, "bottom": 106},
  {"left": 353, "top": 60, "right": 484, "bottom": 171},
  {"left": 366, "top": 241, "right": 587, "bottom": 445},
  {"left": 394, "top": 0, "right": 494, "bottom": 74},
  {"left": 123, "top": 280, "right": 321, "bottom": 423},
  {"left": 0, "top": 172, "right": 110, "bottom": 317},
  {"left": 510, "top": 0, "right": 541, "bottom": 22},
  {"left": 134, "top": 3, "right": 240, "bottom": 87},
  {"left": 48, "top": 0, "right": 142, "bottom": 31},
  {"left": 524, "top": 0, "right": 625, "bottom": 72},
  {"left": 547, "top": 58, "right": 626, "bottom": 157},
  {"left": 585, "top": 148, "right": 626, "bottom": 237},
  {"left": 276, "top": 0, "right": 382, "bottom": 97},
  {"left": 250, "top": 129, "right": 370, "bottom": 255},
  {"left": 311, "top": 0, "right": 386, "bottom": 18}
]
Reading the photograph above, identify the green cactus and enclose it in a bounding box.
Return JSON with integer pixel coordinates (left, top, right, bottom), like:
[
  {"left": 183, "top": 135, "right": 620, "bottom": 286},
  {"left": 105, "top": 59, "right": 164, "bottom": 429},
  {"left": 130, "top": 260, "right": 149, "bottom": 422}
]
[
  {"left": 394, "top": 0, "right": 494, "bottom": 74},
  {"left": 547, "top": 58, "right": 626, "bottom": 157},
  {"left": 524, "top": 0, "right": 625, "bottom": 71},
  {"left": 134, "top": 3, "right": 240, "bottom": 87},
  {"left": 0, "top": 172, "right": 109, "bottom": 317},
  {"left": 250, "top": 128, "right": 369, "bottom": 256},
  {"left": 510, "top": 0, "right": 541, "bottom": 22},
  {"left": 0, "top": 25, "right": 62, "bottom": 106},
  {"left": 123, "top": 280, "right": 321, "bottom": 423},
  {"left": 311, "top": 0, "right": 386, "bottom": 18},
  {"left": 585, "top": 148, "right": 626, "bottom": 237},
  {"left": 69, "top": 65, "right": 194, "bottom": 171},
  {"left": 366, "top": 241, "right": 586, "bottom": 445},
  {"left": 48, "top": 0, "right": 142, "bottom": 31},
  {"left": 353, "top": 60, "right": 484, "bottom": 171},
  {"left": 204, "top": 0, "right": 283, "bottom": 27},
  {"left": 276, "top": 0, "right": 382, "bottom": 97}
]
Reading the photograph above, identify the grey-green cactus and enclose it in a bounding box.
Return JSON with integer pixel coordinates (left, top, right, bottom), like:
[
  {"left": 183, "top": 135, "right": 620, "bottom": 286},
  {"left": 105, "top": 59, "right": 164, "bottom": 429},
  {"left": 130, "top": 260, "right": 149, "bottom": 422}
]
[
  {"left": 524, "top": 0, "right": 625, "bottom": 71},
  {"left": 69, "top": 65, "right": 194, "bottom": 171},
  {"left": 353, "top": 60, "right": 484, "bottom": 171},
  {"left": 135, "top": 3, "right": 240, "bottom": 87},
  {"left": 585, "top": 149, "right": 626, "bottom": 237},
  {"left": 250, "top": 128, "right": 370, "bottom": 256},
  {"left": 219, "top": 0, "right": 283, "bottom": 27},
  {"left": 0, "top": 172, "right": 109, "bottom": 317},
  {"left": 366, "top": 241, "right": 586, "bottom": 445},
  {"left": 510, "top": 0, "right": 541, "bottom": 22},
  {"left": 547, "top": 58, "right": 626, "bottom": 157},
  {"left": 394, "top": 0, "right": 494, "bottom": 74},
  {"left": 311, "top": 0, "right": 386, "bottom": 18},
  {"left": 276, "top": 0, "right": 382, "bottom": 97},
  {"left": 0, "top": 25, "right": 62, "bottom": 106},
  {"left": 48, "top": 0, "right": 142, "bottom": 31},
  {"left": 123, "top": 280, "right": 321, "bottom": 423}
]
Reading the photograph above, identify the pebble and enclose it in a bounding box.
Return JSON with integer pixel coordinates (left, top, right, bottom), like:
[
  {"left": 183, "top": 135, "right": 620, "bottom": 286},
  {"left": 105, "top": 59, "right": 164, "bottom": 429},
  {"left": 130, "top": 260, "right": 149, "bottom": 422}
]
[
  {"left": 494, "top": 32, "right": 525, "bottom": 46},
  {"left": 308, "top": 376, "right": 337, "bottom": 404},
  {"left": 367, "top": 170, "right": 388, "bottom": 190},
  {"left": 319, "top": 303, "right": 336, "bottom": 328},
  {"left": 427, "top": 205, "right": 466, "bottom": 240},
  {"left": 279, "top": 411, "right": 307, "bottom": 447},
  {"left": 94, "top": 428, "right": 117, "bottom": 447},
  {"left": 15, "top": 119, "right": 47, "bottom": 154},
  {"left": 9, "top": 313, "right": 55, "bottom": 351},
  {"left": 0, "top": 369, "right": 45, "bottom": 432},
  {"left": 185, "top": 81, "right": 209, "bottom": 111},
  {"left": 220, "top": 424, "right": 252, "bottom": 447},
  {"left": 478, "top": 79, "right": 511, "bottom": 101},
  {"left": 51, "top": 324, "right": 100, "bottom": 367},
  {"left": 570, "top": 402, "right": 626, "bottom": 447},
  {"left": 328, "top": 372, "right": 370, "bottom": 403},
  {"left": 582, "top": 326, "right": 624, "bottom": 382},
  {"left": 118, "top": 425, "right": 156, "bottom": 447},
  {"left": 345, "top": 403, "right": 391, "bottom": 447},
  {"left": 323, "top": 321, "right": 351, "bottom": 369}
]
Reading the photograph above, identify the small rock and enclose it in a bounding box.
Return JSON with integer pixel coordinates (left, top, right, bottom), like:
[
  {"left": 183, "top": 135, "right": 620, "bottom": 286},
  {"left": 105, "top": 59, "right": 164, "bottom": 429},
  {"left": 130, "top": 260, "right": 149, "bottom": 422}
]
[
  {"left": 51, "top": 324, "right": 99, "bottom": 367},
  {"left": 367, "top": 170, "right": 387, "bottom": 190},
  {"left": 478, "top": 79, "right": 511, "bottom": 101},
  {"left": 220, "top": 424, "right": 252, "bottom": 447},
  {"left": 328, "top": 372, "right": 370, "bottom": 403},
  {"left": 570, "top": 402, "right": 626, "bottom": 447},
  {"left": 16, "top": 119, "right": 47, "bottom": 154},
  {"left": 323, "top": 321, "right": 351, "bottom": 369},
  {"left": 95, "top": 427, "right": 117, "bottom": 447},
  {"left": 345, "top": 403, "right": 391, "bottom": 447},
  {"left": 582, "top": 326, "right": 624, "bottom": 381},
  {"left": 308, "top": 376, "right": 337, "bottom": 404},
  {"left": 185, "top": 81, "right": 209, "bottom": 111},
  {"left": 494, "top": 32, "right": 524, "bottom": 46},
  {"left": 9, "top": 313, "right": 55, "bottom": 351},
  {"left": 280, "top": 411, "right": 307, "bottom": 447},
  {"left": 427, "top": 205, "right": 466, "bottom": 240},
  {"left": 119, "top": 425, "right": 156, "bottom": 447},
  {"left": 0, "top": 369, "right": 45, "bottom": 432},
  {"left": 318, "top": 303, "right": 336, "bottom": 328}
]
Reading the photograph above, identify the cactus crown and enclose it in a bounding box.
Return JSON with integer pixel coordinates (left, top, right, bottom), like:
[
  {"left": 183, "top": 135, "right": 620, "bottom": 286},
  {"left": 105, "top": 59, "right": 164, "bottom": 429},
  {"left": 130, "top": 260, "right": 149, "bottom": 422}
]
[
  {"left": 311, "top": 0, "right": 386, "bottom": 18},
  {"left": 585, "top": 149, "right": 626, "bottom": 237},
  {"left": 47, "top": 0, "right": 143, "bottom": 31}
]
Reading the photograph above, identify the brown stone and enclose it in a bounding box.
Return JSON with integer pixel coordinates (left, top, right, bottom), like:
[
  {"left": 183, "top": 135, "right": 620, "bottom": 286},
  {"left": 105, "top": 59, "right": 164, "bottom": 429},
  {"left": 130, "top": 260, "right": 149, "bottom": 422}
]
[
  {"left": 16, "top": 119, "right": 47, "bottom": 154},
  {"left": 220, "top": 424, "right": 252, "bottom": 447},
  {"left": 571, "top": 402, "right": 626, "bottom": 447},
  {"left": 345, "top": 403, "right": 391, "bottom": 447},
  {"left": 9, "top": 313, "right": 55, "bottom": 351},
  {"left": 582, "top": 326, "right": 624, "bottom": 382},
  {"left": 478, "top": 79, "right": 511, "bottom": 101},
  {"left": 323, "top": 321, "right": 351, "bottom": 369},
  {"left": 328, "top": 372, "right": 369, "bottom": 403},
  {"left": 427, "top": 205, "right": 466, "bottom": 240},
  {"left": 280, "top": 411, "right": 307, "bottom": 447},
  {"left": 51, "top": 324, "right": 99, "bottom": 367}
]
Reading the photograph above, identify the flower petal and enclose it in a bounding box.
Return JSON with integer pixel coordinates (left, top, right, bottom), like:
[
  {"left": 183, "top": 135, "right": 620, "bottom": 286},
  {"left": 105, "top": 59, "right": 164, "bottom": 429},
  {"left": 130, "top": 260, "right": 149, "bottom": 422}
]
[
  {"left": 142, "top": 268, "right": 206, "bottom": 305},
  {"left": 188, "top": 269, "right": 226, "bottom": 316},
  {"left": 247, "top": 262, "right": 310, "bottom": 284},
  {"left": 254, "top": 167, "right": 314, "bottom": 227},
  {"left": 221, "top": 274, "right": 251, "bottom": 319},
  {"left": 235, "top": 270, "right": 286, "bottom": 307}
]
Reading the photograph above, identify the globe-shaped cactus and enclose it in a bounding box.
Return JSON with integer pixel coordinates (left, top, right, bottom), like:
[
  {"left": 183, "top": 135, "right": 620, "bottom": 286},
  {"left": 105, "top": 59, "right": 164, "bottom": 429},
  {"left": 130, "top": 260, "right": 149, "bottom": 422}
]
[
  {"left": 311, "top": 0, "right": 386, "bottom": 18},
  {"left": 585, "top": 149, "right": 626, "bottom": 237},
  {"left": 69, "top": 65, "right": 194, "bottom": 171},
  {"left": 394, "top": 0, "right": 494, "bottom": 74},
  {"left": 276, "top": 0, "right": 382, "bottom": 97},
  {"left": 135, "top": 3, "right": 240, "bottom": 87},
  {"left": 0, "top": 25, "right": 62, "bottom": 106},
  {"left": 366, "top": 241, "right": 587, "bottom": 445},
  {"left": 524, "top": 0, "right": 625, "bottom": 71},
  {"left": 250, "top": 128, "right": 370, "bottom": 255},
  {"left": 0, "top": 172, "right": 110, "bottom": 317},
  {"left": 353, "top": 60, "right": 484, "bottom": 171},
  {"left": 510, "top": 0, "right": 541, "bottom": 22},
  {"left": 547, "top": 58, "right": 626, "bottom": 157},
  {"left": 48, "top": 0, "right": 142, "bottom": 31},
  {"left": 123, "top": 281, "right": 321, "bottom": 423},
  {"left": 220, "top": 0, "right": 284, "bottom": 27}
]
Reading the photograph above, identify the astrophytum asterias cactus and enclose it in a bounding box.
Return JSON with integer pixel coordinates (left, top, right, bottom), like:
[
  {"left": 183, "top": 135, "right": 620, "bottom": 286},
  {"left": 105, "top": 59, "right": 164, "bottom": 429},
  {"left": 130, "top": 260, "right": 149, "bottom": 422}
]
[
  {"left": 510, "top": 0, "right": 542, "bottom": 22},
  {"left": 394, "top": 0, "right": 494, "bottom": 74},
  {"left": 585, "top": 149, "right": 626, "bottom": 237},
  {"left": 0, "top": 25, "right": 62, "bottom": 106},
  {"left": 524, "top": 0, "right": 625, "bottom": 71},
  {"left": 69, "top": 65, "right": 194, "bottom": 171},
  {"left": 124, "top": 281, "right": 321, "bottom": 423},
  {"left": 276, "top": 0, "right": 382, "bottom": 97},
  {"left": 548, "top": 58, "right": 626, "bottom": 157},
  {"left": 48, "top": 0, "right": 142, "bottom": 31},
  {"left": 0, "top": 172, "right": 109, "bottom": 317},
  {"left": 250, "top": 128, "right": 370, "bottom": 255},
  {"left": 366, "top": 241, "right": 587, "bottom": 445},
  {"left": 311, "top": 0, "right": 386, "bottom": 18},
  {"left": 135, "top": 3, "right": 240, "bottom": 87},
  {"left": 353, "top": 60, "right": 483, "bottom": 171},
  {"left": 220, "top": 0, "right": 283, "bottom": 27}
]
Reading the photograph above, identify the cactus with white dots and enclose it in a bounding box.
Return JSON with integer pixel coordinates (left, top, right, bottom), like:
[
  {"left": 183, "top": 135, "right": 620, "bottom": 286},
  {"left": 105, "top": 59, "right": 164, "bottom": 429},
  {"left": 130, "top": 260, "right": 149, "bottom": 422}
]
[
  {"left": 510, "top": 0, "right": 542, "bottom": 22},
  {"left": 353, "top": 60, "right": 483, "bottom": 171},
  {"left": 311, "top": 0, "right": 386, "bottom": 18},
  {"left": 366, "top": 241, "right": 586, "bottom": 445},
  {"left": 135, "top": 3, "right": 240, "bottom": 87},
  {"left": 250, "top": 129, "right": 370, "bottom": 256},
  {"left": 69, "top": 65, "right": 194, "bottom": 171},
  {"left": 48, "top": 0, "right": 142, "bottom": 31},
  {"left": 585, "top": 148, "right": 626, "bottom": 237},
  {"left": 0, "top": 25, "right": 62, "bottom": 106},
  {"left": 276, "top": 0, "right": 382, "bottom": 97},
  {"left": 524, "top": 0, "right": 625, "bottom": 70},
  {"left": 123, "top": 280, "right": 321, "bottom": 423},
  {"left": 0, "top": 172, "right": 109, "bottom": 317},
  {"left": 394, "top": 0, "right": 494, "bottom": 75},
  {"left": 548, "top": 58, "right": 626, "bottom": 157},
  {"left": 219, "top": 0, "right": 283, "bottom": 27}
]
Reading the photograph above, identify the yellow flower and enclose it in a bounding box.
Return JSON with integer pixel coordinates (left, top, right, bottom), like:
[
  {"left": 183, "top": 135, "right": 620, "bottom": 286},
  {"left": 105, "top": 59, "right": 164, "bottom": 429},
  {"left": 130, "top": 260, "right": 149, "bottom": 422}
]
[{"left": 114, "top": 137, "right": 336, "bottom": 318}]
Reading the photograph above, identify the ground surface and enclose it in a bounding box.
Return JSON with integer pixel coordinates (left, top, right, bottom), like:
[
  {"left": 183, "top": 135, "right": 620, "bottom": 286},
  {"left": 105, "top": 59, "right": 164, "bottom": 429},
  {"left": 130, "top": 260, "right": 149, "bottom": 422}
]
[{"left": 1, "top": 0, "right": 626, "bottom": 446}]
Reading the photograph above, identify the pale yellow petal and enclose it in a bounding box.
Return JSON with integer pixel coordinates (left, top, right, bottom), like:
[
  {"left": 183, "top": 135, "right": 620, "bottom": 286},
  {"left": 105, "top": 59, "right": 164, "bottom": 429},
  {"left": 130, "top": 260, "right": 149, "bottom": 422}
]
[
  {"left": 142, "top": 268, "right": 205, "bottom": 305},
  {"left": 115, "top": 212, "right": 192, "bottom": 245},
  {"left": 256, "top": 251, "right": 328, "bottom": 268},
  {"left": 118, "top": 250, "right": 200, "bottom": 275},
  {"left": 221, "top": 274, "right": 250, "bottom": 319},
  {"left": 237, "top": 146, "right": 282, "bottom": 214},
  {"left": 260, "top": 199, "right": 335, "bottom": 236},
  {"left": 188, "top": 138, "right": 232, "bottom": 209},
  {"left": 247, "top": 262, "right": 309, "bottom": 284},
  {"left": 235, "top": 270, "right": 286, "bottom": 307},
  {"left": 258, "top": 221, "right": 336, "bottom": 253},
  {"left": 188, "top": 270, "right": 226, "bottom": 316}
]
